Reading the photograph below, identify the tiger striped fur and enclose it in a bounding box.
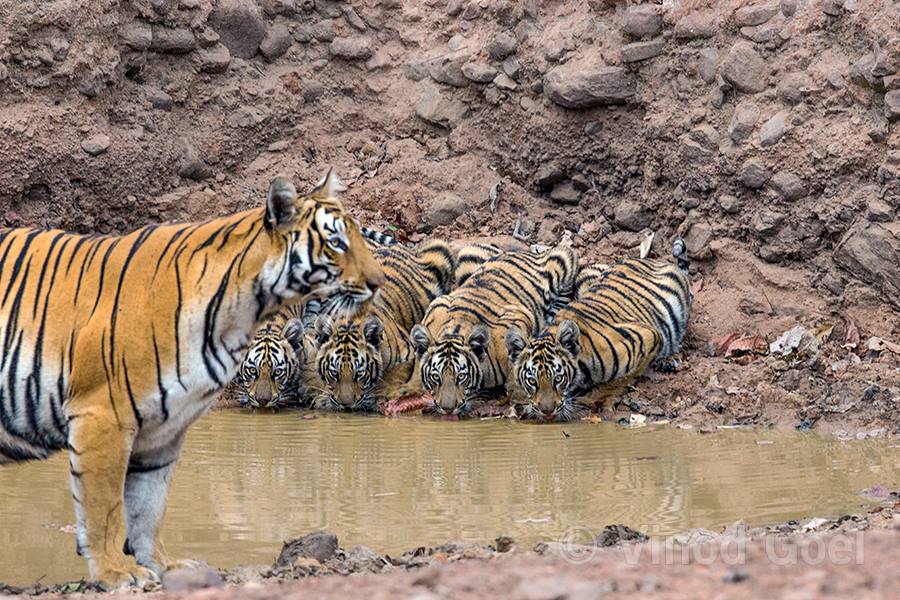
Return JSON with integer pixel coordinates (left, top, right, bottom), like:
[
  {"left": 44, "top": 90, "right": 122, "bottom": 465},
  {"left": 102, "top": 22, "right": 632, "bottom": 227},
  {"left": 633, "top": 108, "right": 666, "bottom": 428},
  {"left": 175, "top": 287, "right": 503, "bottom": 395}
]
[
  {"left": 313, "top": 240, "right": 455, "bottom": 411},
  {"left": 0, "top": 171, "right": 384, "bottom": 588},
  {"left": 506, "top": 239, "right": 691, "bottom": 421},
  {"left": 410, "top": 244, "right": 578, "bottom": 416}
]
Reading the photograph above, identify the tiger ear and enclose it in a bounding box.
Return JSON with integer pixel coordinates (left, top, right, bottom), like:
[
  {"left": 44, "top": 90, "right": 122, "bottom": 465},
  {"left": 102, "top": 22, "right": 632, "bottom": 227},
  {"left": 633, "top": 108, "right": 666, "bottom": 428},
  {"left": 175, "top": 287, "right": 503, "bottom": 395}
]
[
  {"left": 309, "top": 168, "right": 345, "bottom": 200},
  {"left": 410, "top": 324, "right": 432, "bottom": 357},
  {"left": 363, "top": 315, "right": 384, "bottom": 349},
  {"left": 505, "top": 327, "right": 527, "bottom": 363},
  {"left": 468, "top": 325, "right": 490, "bottom": 360},
  {"left": 557, "top": 320, "right": 581, "bottom": 357},
  {"left": 282, "top": 318, "right": 304, "bottom": 355},
  {"left": 314, "top": 315, "right": 334, "bottom": 345},
  {"left": 266, "top": 176, "right": 298, "bottom": 230}
]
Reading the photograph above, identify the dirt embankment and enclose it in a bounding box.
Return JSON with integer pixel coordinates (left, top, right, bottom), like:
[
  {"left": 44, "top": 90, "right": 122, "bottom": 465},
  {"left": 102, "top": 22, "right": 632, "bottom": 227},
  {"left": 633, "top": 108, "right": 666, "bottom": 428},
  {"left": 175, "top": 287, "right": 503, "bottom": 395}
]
[{"left": 1, "top": 1, "right": 899, "bottom": 435}]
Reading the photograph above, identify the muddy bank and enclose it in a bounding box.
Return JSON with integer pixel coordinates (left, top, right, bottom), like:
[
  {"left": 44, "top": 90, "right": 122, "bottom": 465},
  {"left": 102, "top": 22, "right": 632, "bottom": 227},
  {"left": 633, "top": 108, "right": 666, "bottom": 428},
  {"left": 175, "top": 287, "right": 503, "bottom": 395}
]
[{"left": 4, "top": 502, "right": 898, "bottom": 597}]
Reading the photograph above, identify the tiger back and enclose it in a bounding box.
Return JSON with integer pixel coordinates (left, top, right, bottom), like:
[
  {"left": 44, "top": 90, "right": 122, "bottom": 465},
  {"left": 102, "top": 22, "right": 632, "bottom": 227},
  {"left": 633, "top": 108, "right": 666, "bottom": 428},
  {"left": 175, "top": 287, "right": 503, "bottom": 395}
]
[
  {"left": 314, "top": 240, "right": 455, "bottom": 411},
  {"left": 410, "top": 244, "right": 578, "bottom": 416},
  {"left": 506, "top": 239, "right": 691, "bottom": 421}
]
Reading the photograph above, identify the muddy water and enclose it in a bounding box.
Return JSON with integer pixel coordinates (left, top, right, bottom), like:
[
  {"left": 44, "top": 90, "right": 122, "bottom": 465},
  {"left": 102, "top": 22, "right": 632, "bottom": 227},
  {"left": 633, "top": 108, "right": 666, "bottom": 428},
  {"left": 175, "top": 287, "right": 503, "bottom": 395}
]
[{"left": 0, "top": 411, "right": 897, "bottom": 585}]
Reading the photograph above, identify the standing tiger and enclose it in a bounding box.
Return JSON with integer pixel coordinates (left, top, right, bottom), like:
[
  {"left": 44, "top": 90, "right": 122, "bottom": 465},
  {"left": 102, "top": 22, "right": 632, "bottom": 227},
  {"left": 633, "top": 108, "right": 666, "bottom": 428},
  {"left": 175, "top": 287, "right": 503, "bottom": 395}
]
[
  {"left": 313, "top": 240, "right": 455, "bottom": 411},
  {"left": 0, "top": 171, "right": 384, "bottom": 588},
  {"left": 410, "top": 244, "right": 578, "bottom": 416},
  {"left": 506, "top": 239, "right": 691, "bottom": 421}
]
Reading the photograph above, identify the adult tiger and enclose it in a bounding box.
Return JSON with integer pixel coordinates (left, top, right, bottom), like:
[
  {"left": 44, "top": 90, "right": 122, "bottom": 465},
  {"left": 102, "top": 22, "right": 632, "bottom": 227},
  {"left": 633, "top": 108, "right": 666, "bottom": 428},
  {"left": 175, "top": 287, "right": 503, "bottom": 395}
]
[
  {"left": 227, "top": 227, "right": 397, "bottom": 410},
  {"left": 0, "top": 171, "right": 384, "bottom": 588},
  {"left": 410, "top": 244, "right": 578, "bottom": 416},
  {"left": 505, "top": 239, "right": 691, "bottom": 421},
  {"left": 313, "top": 240, "right": 455, "bottom": 411}
]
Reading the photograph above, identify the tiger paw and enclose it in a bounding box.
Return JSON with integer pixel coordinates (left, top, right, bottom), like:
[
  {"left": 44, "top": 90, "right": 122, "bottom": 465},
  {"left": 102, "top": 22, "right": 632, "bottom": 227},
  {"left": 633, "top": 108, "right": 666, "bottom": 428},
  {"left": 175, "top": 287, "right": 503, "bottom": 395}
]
[{"left": 95, "top": 564, "right": 159, "bottom": 591}]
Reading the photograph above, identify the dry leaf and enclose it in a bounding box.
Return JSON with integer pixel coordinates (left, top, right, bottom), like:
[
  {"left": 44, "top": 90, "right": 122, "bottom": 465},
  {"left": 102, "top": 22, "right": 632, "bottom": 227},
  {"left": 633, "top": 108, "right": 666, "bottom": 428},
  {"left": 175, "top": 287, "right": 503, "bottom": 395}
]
[
  {"left": 712, "top": 333, "right": 768, "bottom": 358},
  {"left": 712, "top": 332, "right": 741, "bottom": 356},
  {"left": 812, "top": 323, "right": 834, "bottom": 345},
  {"left": 690, "top": 277, "right": 704, "bottom": 295},
  {"left": 842, "top": 318, "right": 860, "bottom": 349},
  {"left": 639, "top": 231, "right": 655, "bottom": 259},
  {"left": 380, "top": 392, "right": 434, "bottom": 416},
  {"left": 866, "top": 337, "right": 900, "bottom": 355}
]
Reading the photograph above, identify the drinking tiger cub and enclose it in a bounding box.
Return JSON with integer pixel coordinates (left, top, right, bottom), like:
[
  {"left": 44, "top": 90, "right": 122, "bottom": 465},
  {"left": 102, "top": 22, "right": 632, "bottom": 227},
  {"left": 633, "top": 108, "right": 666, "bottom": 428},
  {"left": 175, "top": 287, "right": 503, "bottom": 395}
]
[
  {"left": 410, "top": 244, "right": 578, "bottom": 416},
  {"left": 505, "top": 239, "right": 691, "bottom": 421},
  {"left": 0, "top": 171, "right": 383, "bottom": 588},
  {"left": 312, "top": 240, "right": 455, "bottom": 411}
]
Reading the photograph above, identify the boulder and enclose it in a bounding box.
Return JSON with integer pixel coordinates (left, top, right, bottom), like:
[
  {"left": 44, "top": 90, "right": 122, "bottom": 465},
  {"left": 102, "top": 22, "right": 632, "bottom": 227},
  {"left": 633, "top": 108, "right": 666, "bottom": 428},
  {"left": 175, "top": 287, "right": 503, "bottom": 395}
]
[
  {"left": 623, "top": 5, "right": 663, "bottom": 39},
  {"left": 620, "top": 39, "right": 665, "bottom": 63},
  {"left": 422, "top": 192, "right": 467, "bottom": 227},
  {"left": 544, "top": 58, "right": 635, "bottom": 108},
  {"left": 493, "top": 73, "right": 517, "bottom": 91},
  {"left": 777, "top": 71, "right": 811, "bottom": 105},
  {"left": 613, "top": 201, "right": 651, "bottom": 231},
  {"left": 751, "top": 209, "right": 785, "bottom": 235},
  {"left": 416, "top": 87, "right": 467, "bottom": 128},
  {"left": 728, "top": 101, "right": 759, "bottom": 144},
  {"left": 486, "top": 31, "right": 518, "bottom": 60},
  {"left": 462, "top": 61, "right": 497, "bottom": 83},
  {"left": 150, "top": 26, "right": 196, "bottom": 54},
  {"left": 721, "top": 42, "right": 770, "bottom": 93},
  {"left": 427, "top": 53, "right": 468, "bottom": 87},
  {"left": 194, "top": 43, "right": 231, "bottom": 73},
  {"left": 740, "top": 158, "right": 770, "bottom": 189},
  {"left": 209, "top": 0, "right": 266, "bottom": 59},
  {"left": 674, "top": 11, "right": 719, "bottom": 39},
  {"left": 734, "top": 3, "right": 779, "bottom": 27},
  {"left": 768, "top": 170, "right": 805, "bottom": 200},
  {"left": 277, "top": 532, "right": 339, "bottom": 567},
  {"left": 120, "top": 21, "right": 152, "bottom": 51},
  {"left": 260, "top": 24, "right": 292, "bottom": 61},
  {"left": 758, "top": 111, "right": 787, "bottom": 146},
  {"left": 834, "top": 222, "right": 900, "bottom": 308},
  {"left": 330, "top": 37, "right": 372, "bottom": 60}
]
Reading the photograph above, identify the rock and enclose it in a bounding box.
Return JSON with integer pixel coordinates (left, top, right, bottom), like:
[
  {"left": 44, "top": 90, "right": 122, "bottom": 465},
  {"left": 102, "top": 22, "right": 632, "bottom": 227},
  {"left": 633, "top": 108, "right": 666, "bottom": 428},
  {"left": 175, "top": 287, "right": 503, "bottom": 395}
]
[
  {"left": 226, "top": 105, "right": 270, "bottom": 128},
  {"left": 120, "top": 21, "right": 152, "bottom": 51},
  {"left": 260, "top": 0, "right": 296, "bottom": 16},
  {"left": 867, "top": 197, "right": 894, "bottom": 222},
  {"left": 721, "top": 42, "right": 770, "bottom": 93},
  {"left": 698, "top": 47, "right": 718, "bottom": 84},
  {"left": 769, "top": 170, "right": 805, "bottom": 200},
  {"left": 718, "top": 194, "right": 741, "bottom": 214},
  {"left": 674, "top": 11, "right": 719, "bottom": 39},
  {"left": 330, "top": 37, "right": 372, "bottom": 60},
  {"left": 427, "top": 53, "right": 468, "bottom": 86},
  {"left": 416, "top": 87, "right": 466, "bottom": 128},
  {"left": 150, "top": 26, "right": 196, "bottom": 54},
  {"left": 486, "top": 31, "right": 518, "bottom": 60},
  {"left": 343, "top": 6, "right": 367, "bottom": 31},
  {"left": 739, "top": 16, "right": 788, "bottom": 46},
  {"left": 422, "top": 191, "right": 467, "bottom": 227},
  {"left": 535, "top": 163, "right": 566, "bottom": 189},
  {"left": 777, "top": 71, "right": 811, "bottom": 105},
  {"left": 161, "top": 568, "right": 224, "bottom": 593},
  {"left": 850, "top": 53, "right": 883, "bottom": 90},
  {"left": 544, "top": 59, "right": 635, "bottom": 108},
  {"left": 734, "top": 3, "right": 779, "bottom": 27},
  {"left": 620, "top": 39, "right": 665, "bottom": 63},
  {"left": 549, "top": 181, "right": 580, "bottom": 205},
  {"left": 277, "top": 532, "right": 339, "bottom": 566},
  {"left": 501, "top": 56, "right": 520, "bottom": 79},
  {"left": 758, "top": 111, "right": 787, "bottom": 146},
  {"left": 493, "top": 73, "right": 517, "bottom": 91},
  {"left": 194, "top": 43, "right": 231, "bottom": 73},
  {"left": 684, "top": 222, "right": 714, "bottom": 260},
  {"left": 150, "top": 0, "right": 177, "bottom": 15},
  {"left": 614, "top": 201, "right": 651, "bottom": 231},
  {"left": 77, "top": 70, "right": 104, "bottom": 97},
  {"left": 751, "top": 209, "right": 785, "bottom": 235},
  {"left": 740, "top": 158, "right": 770, "bottom": 189},
  {"left": 80, "top": 134, "right": 110, "bottom": 156},
  {"left": 885, "top": 90, "right": 900, "bottom": 121},
  {"left": 595, "top": 524, "right": 649, "bottom": 547},
  {"left": 178, "top": 143, "right": 211, "bottom": 180},
  {"left": 623, "top": 5, "right": 662, "bottom": 39},
  {"left": 311, "top": 20, "right": 336, "bottom": 42},
  {"left": 344, "top": 546, "right": 389, "bottom": 573},
  {"left": 260, "top": 24, "right": 292, "bottom": 61},
  {"left": 403, "top": 60, "right": 429, "bottom": 81},
  {"left": 462, "top": 61, "right": 498, "bottom": 83},
  {"left": 728, "top": 101, "right": 759, "bottom": 144},
  {"left": 196, "top": 27, "right": 220, "bottom": 47},
  {"left": 781, "top": 0, "right": 797, "bottom": 16},
  {"left": 209, "top": 0, "right": 266, "bottom": 59},
  {"left": 834, "top": 222, "right": 900, "bottom": 308},
  {"left": 822, "top": 0, "right": 843, "bottom": 16},
  {"left": 146, "top": 88, "right": 173, "bottom": 110}
]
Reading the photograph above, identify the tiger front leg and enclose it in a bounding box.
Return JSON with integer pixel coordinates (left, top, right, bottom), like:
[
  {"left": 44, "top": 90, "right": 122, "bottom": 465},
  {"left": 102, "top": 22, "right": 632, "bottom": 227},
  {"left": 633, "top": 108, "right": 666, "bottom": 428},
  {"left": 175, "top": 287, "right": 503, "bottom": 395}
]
[{"left": 67, "top": 407, "right": 158, "bottom": 589}]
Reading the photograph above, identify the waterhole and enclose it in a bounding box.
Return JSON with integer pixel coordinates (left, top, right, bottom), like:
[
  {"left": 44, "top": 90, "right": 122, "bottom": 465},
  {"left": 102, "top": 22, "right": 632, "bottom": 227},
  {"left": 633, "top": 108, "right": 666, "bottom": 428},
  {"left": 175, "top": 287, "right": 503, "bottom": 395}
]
[{"left": 0, "top": 411, "right": 897, "bottom": 585}]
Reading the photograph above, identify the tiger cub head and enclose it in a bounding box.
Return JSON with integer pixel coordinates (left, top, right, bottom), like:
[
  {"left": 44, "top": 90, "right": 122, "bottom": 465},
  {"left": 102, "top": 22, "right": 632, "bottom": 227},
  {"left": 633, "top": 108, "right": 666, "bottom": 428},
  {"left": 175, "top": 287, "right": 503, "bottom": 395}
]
[
  {"left": 313, "top": 314, "right": 385, "bottom": 411},
  {"left": 410, "top": 323, "right": 490, "bottom": 415},
  {"left": 505, "top": 320, "right": 581, "bottom": 421},
  {"left": 238, "top": 318, "right": 306, "bottom": 408},
  {"left": 263, "top": 172, "right": 385, "bottom": 310}
]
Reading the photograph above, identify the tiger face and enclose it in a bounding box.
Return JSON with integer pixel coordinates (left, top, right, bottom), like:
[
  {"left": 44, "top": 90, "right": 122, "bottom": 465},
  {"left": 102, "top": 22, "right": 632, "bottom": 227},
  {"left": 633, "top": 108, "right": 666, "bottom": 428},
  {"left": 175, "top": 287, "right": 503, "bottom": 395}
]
[
  {"left": 314, "top": 315, "right": 384, "bottom": 411},
  {"left": 262, "top": 172, "right": 385, "bottom": 315},
  {"left": 237, "top": 318, "right": 306, "bottom": 408},
  {"left": 505, "top": 320, "right": 581, "bottom": 421},
  {"left": 410, "top": 323, "right": 489, "bottom": 415}
]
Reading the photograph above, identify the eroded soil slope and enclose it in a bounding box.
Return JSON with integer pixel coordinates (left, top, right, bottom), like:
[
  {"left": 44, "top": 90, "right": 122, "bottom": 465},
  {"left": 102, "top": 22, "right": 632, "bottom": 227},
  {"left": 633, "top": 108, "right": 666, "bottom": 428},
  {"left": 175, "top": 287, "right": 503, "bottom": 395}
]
[{"left": 0, "top": 0, "right": 898, "bottom": 433}]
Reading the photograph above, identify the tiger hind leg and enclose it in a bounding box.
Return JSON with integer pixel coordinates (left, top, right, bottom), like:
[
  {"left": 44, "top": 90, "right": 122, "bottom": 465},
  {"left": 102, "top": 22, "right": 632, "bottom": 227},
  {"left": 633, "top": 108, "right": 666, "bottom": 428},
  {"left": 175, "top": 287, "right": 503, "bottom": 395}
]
[{"left": 67, "top": 407, "right": 158, "bottom": 589}]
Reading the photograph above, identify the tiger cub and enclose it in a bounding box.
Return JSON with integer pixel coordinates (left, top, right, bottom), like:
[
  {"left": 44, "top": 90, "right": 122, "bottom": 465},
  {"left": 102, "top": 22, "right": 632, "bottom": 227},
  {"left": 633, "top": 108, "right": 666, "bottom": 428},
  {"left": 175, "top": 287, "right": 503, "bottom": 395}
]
[
  {"left": 506, "top": 239, "right": 691, "bottom": 421},
  {"left": 313, "top": 240, "right": 455, "bottom": 411},
  {"left": 410, "top": 244, "right": 578, "bottom": 416}
]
